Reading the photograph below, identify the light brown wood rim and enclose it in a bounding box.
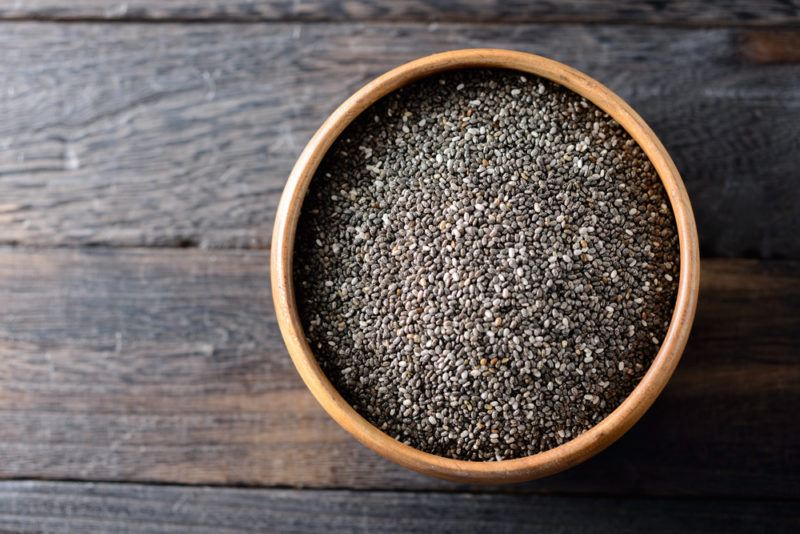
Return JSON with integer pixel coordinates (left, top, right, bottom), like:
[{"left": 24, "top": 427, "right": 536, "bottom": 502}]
[{"left": 271, "top": 49, "right": 700, "bottom": 484}]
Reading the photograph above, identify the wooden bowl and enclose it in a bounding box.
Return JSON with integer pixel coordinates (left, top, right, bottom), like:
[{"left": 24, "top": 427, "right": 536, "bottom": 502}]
[{"left": 271, "top": 49, "right": 700, "bottom": 484}]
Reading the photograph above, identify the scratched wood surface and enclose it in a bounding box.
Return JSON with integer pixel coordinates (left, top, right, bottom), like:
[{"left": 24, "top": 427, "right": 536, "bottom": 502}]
[
  {"left": 1, "top": 250, "right": 798, "bottom": 498},
  {"left": 0, "top": 0, "right": 798, "bottom": 24},
  {"left": 1, "top": 481, "right": 798, "bottom": 534},
  {"left": 0, "top": 23, "right": 799, "bottom": 256},
  {"left": 1, "top": 1, "right": 799, "bottom": 531}
]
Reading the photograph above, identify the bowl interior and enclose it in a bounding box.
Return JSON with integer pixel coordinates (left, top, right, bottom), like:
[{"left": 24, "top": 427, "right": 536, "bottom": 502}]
[{"left": 271, "top": 49, "right": 700, "bottom": 484}]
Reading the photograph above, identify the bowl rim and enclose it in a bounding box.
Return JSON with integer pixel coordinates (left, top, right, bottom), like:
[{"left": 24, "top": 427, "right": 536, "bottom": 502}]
[{"left": 271, "top": 48, "right": 700, "bottom": 484}]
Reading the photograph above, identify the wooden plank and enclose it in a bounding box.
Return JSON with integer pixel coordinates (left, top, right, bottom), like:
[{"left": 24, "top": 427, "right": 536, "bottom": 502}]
[
  {"left": 0, "top": 482, "right": 798, "bottom": 534},
  {"left": 0, "top": 247, "right": 798, "bottom": 497},
  {"left": 0, "top": 0, "right": 797, "bottom": 24},
  {"left": 0, "top": 24, "right": 798, "bottom": 257}
]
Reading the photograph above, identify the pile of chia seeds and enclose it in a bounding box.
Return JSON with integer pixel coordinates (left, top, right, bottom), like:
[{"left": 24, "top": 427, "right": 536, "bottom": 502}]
[{"left": 294, "top": 69, "right": 679, "bottom": 461}]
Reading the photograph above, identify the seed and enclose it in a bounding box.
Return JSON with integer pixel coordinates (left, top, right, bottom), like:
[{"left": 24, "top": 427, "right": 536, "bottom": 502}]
[{"left": 295, "top": 69, "right": 679, "bottom": 462}]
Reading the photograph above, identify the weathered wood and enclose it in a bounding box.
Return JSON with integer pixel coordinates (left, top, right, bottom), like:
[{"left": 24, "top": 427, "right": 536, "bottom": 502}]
[
  {"left": 0, "top": 0, "right": 797, "bottom": 24},
  {"left": 741, "top": 30, "right": 800, "bottom": 63},
  {"left": 0, "top": 248, "right": 798, "bottom": 497},
  {"left": 1, "top": 481, "right": 798, "bottom": 534},
  {"left": 0, "top": 24, "right": 798, "bottom": 256}
]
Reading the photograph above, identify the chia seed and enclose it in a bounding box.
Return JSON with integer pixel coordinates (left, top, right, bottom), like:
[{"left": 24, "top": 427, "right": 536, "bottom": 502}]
[{"left": 294, "top": 69, "right": 680, "bottom": 461}]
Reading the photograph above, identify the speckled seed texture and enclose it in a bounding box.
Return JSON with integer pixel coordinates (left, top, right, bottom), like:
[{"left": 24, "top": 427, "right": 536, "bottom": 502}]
[{"left": 294, "top": 69, "right": 679, "bottom": 461}]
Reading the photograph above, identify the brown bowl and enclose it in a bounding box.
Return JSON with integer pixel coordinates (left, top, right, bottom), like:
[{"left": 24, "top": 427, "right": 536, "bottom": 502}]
[{"left": 271, "top": 49, "right": 700, "bottom": 484}]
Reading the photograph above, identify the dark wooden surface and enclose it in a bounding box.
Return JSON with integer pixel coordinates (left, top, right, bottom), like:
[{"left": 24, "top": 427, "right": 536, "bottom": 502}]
[
  {"left": 0, "top": 0, "right": 798, "bottom": 24},
  {"left": 1, "top": 250, "right": 799, "bottom": 499},
  {"left": 1, "top": 23, "right": 799, "bottom": 256},
  {"left": 1, "top": 482, "right": 798, "bottom": 534},
  {"left": 1, "top": 1, "right": 799, "bottom": 531}
]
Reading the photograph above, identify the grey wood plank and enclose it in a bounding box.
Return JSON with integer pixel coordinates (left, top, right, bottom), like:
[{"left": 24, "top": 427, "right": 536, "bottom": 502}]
[
  {"left": 0, "top": 481, "right": 798, "bottom": 534},
  {"left": 0, "top": 0, "right": 797, "bottom": 24},
  {"left": 0, "top": 247, "right": 798, "bottom": 497},
  {"left": 0, "top": 23, "right": 798, "bottom": 257}
]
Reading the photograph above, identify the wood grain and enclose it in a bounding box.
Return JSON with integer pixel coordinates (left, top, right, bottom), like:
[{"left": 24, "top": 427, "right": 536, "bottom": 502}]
[
  {"left": 740, "top": 30, "right": 800, "bottom": 63},
  {"left": 0, "top": 247, "right": 798, "bottom": 497},
  {"left": 1, "top": 482, "right": 798, "bottom": 534},
  {"left": 0, "top": 23, "right": 798, "bottom": 257},
  {"left": 0, "top": 0, "right": 797, "bottom": 24}
]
